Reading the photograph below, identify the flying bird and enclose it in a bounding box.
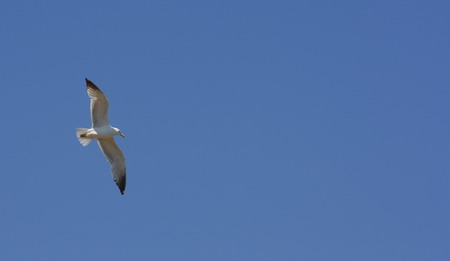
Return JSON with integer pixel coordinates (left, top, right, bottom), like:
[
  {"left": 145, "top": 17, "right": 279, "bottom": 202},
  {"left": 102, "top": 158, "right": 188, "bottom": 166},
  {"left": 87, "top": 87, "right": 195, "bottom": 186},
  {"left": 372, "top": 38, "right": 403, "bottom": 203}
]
[{"left": 76, "top": 78, "right": 127, "bottom": 195}]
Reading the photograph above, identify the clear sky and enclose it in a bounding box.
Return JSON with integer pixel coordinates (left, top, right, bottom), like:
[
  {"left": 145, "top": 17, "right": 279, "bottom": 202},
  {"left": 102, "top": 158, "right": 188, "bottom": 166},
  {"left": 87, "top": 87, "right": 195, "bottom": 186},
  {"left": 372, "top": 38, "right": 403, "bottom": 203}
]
[{"left": 0, "top": 0, "right": 448, "bottom": 260}]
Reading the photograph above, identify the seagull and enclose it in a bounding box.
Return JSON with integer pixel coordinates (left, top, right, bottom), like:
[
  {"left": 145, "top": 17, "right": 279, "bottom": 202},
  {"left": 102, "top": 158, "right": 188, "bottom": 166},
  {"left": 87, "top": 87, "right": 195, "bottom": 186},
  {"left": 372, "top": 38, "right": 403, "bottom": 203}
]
[{"left": 76, "top": 78, "right": 127, "bottom": 195}]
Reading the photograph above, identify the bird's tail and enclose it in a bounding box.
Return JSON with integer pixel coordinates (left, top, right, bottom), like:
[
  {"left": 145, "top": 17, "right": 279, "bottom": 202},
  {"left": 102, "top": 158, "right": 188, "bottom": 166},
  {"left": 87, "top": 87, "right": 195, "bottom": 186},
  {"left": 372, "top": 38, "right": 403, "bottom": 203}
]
[{"left": 76, "top": 128, "right": 93, "bottom": 147}]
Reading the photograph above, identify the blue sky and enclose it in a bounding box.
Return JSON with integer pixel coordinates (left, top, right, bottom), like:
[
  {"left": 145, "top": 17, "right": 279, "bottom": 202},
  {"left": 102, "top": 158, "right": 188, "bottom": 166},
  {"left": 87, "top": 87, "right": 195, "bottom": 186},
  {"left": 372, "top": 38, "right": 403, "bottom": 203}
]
[{"left": 0, "top": 0, "right": 449, "bottom": 260}]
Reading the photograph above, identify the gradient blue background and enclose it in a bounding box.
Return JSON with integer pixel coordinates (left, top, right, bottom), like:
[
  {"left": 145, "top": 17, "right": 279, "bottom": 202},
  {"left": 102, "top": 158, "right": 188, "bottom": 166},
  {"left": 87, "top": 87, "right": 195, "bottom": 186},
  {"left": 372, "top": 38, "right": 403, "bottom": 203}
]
[{"left": 0, "top": 0, "right": 449, "bottom": 260}]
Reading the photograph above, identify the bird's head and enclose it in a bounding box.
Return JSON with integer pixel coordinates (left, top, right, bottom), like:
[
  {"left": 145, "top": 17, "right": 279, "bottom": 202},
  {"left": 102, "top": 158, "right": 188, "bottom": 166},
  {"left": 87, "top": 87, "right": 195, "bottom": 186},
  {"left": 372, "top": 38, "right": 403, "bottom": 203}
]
[{"left": 114, "top": 128, "right": 126, "bottom": 138}]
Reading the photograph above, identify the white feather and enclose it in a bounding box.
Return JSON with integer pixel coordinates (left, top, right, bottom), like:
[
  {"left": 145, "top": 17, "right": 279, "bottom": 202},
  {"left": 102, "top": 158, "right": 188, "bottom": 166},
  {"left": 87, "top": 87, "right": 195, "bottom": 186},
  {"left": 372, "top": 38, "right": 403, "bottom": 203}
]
[{"left": 76, "top": 128, "right": 93, "bottom": 146}]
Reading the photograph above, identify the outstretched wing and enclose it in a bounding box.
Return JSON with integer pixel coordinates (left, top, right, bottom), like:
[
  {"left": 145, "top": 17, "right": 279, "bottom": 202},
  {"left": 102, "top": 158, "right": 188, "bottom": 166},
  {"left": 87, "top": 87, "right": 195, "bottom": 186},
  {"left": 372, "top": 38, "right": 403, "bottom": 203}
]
[
  {"left": 97, "top": 137, "right": 126, "bottom": 195},
  {"left": 86, "top": 78, "right": 109, "bottom": 127}
]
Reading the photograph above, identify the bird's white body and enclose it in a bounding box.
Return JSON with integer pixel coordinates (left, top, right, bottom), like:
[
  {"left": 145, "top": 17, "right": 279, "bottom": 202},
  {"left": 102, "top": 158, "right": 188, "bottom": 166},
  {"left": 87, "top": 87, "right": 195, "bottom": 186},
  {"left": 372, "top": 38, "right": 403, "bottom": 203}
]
[
  {"left": 85, "top": 126, "right": 121, "bottom": 138},
  {"left": 76, "top": 78, "right": 127, "bottom": 195}
]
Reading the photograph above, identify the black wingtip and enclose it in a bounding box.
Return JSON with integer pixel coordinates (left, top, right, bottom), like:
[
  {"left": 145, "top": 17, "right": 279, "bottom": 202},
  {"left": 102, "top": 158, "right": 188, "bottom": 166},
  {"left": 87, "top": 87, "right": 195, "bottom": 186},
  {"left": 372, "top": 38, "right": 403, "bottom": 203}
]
[
  {"left": 85, "top": 78, "right": 94, "bottom": 87},
  {"left": 117, "top": 175, "right": 126, "bottom": 195},
  {"left": 85, "top": 78, "right": 103, "bottom": 92}
]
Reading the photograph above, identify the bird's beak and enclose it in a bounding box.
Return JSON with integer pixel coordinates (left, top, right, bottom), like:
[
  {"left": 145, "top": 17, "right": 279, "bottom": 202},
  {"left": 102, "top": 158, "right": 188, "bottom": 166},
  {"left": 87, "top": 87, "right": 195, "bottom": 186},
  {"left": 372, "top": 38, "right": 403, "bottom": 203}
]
[{"left": 120, "top": 133, "right": 126, "bottom": 138}]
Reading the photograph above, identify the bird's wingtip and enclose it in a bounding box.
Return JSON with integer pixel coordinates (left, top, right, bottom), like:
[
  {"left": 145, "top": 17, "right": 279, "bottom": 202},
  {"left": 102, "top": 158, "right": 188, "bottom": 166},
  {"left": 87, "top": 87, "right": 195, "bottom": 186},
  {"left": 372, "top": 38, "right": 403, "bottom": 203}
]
[
  {"left": 85, "top": 78, "right": 102, "bottom": 92},
  {"left": 85, "top": 78, "right": 93, "bottom": 86},
  {"left": 117, "top": 175, "right": 126, "bottom": 195}
]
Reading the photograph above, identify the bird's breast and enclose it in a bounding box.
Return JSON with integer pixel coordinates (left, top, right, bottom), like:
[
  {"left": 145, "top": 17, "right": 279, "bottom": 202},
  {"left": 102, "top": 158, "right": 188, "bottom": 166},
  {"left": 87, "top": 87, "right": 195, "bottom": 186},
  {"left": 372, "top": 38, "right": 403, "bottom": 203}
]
[{"left": 93, "top": 126, "right": 115, "bottom": 137}]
